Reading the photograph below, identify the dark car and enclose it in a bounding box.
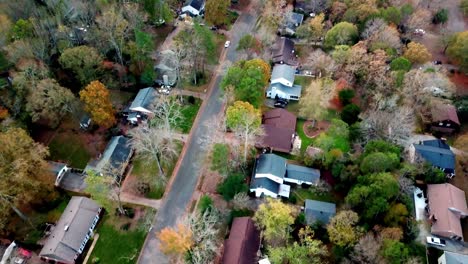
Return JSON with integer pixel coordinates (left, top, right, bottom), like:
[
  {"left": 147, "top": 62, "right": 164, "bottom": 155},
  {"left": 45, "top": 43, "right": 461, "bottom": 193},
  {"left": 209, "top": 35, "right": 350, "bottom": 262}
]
[
  {"left": 433, "top": 60, "right": 442, "bottom": 65},
  {"left": 274, "top": 99, "right": 288, "bottom": 108}
]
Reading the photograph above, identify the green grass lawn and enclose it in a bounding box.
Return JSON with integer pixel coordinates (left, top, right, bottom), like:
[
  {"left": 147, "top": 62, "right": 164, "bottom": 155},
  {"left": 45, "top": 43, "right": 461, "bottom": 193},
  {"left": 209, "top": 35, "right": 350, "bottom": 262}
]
[
  {"left": 176, "top": 97, "right": 202, "bottom": 133},
  {"left": 296, "top": 119, "right": 314, "bottom": 152},
  {"left": 48, "top": 134, "right": 91, "bottom": 168},
  {"left": 291, "top": 188, "right": 337, "bottom": 206},
  {"left": 90, "top": 216, "right": 146, "bottom": 264},
  {"left": 295, "top": 76, "right": 313, "bottom": 88}
]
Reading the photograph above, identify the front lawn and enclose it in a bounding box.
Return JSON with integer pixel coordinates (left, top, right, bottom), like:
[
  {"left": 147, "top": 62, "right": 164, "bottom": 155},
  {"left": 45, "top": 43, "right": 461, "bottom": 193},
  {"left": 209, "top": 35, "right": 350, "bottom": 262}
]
[
  {"left": 90, "top": 207, "right": 153, "bottom": 264},
  {"left": 48, "top": 134, "right": 92, "bottom": 168},
  {"left": 176, "top": 97, "right": 202, "bottom": 133},
  {"left": 296, "top": 119, "right": 314, "bottom": 152}
]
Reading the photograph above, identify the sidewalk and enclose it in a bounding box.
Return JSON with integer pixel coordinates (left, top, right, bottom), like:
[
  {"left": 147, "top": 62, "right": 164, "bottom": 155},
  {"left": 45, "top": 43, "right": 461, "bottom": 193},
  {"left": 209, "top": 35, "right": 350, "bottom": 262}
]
[{"left": 120, "top": 192, "right": 161, "bottom": 209}]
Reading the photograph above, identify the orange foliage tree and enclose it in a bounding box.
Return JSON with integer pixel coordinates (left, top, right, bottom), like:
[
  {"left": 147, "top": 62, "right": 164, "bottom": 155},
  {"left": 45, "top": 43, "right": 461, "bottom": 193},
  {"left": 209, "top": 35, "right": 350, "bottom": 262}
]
[
  {"left": 79, "top": 81, "right": 116, "bottom": 128},
  {"left": 158, "top": 223, "right": 193, "bottom": 257},
  {"left": 244, "top": 58, "right": 271, "bottom": 84}
]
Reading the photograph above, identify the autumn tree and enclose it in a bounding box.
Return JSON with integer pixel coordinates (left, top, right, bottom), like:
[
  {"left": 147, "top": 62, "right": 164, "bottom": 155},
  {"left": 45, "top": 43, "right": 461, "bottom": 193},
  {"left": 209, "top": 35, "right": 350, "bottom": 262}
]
[
  {"left": 85, "top": 168, "right": 126, "bottom": 215},
  {"left": 205, "top": 0, "right": 229, "bottom": 26},
  {"left": 158, "top": 223, "right": 193, "bottom": 257},
  {"left": 268, "top": 226, "right": 328, "bottom": 264},
  {"left": 299, "top": 80, "right": 327, "bottom": 120},
  {"left": 59, "top": 46, "right": 102, "bottom": 85},
  {"left": 237, "top": 34, "right": 256, "bottom": 58},
  {"left": 26, "top": 78, "right": 76, "bottom": 127},
  {"left": 243, "top": 58, "right": 271, "bottom": 84},
  {"left": 383, "top": 203, "right": 409, "bottom": 227},
  {"left": 296, "top": 13, "right": 325, "bottom": 42},
  {"left": 0, "top": 128, "right": 53, "bottom": 231},
  {"left": 403, "top": 42, "right": 432, "bottom": 64},
  {"left": 0, "top": 14, "right": 12, "bottom": 46},
  {"left": 79, "top": 80, "right": 116, "bottom": 128},
  {"left": 327, "top": 210, "right": 361, "bottom": 248},
  {"left": 226, "top": 101, "right": 263, "bottom": 163},
  {"left": 382, "top": 239, "right": 409, "bottom": 264},
  {"left": 350, "top": 233, "right": 385, "bottom": 264},
  {"left": 254, "top": 198, "right": 295, "bottom": 245},
  {"left": 187, "top": 209, "right": 221, "bottom": 263},
  {"left": 407, "top": 9, "right": 431, "bottom": 30},
  {"left": 324, "top": 22, "right": 358, "bottom": 49},
  {"left": 446, "top": 31, "right": 468, "bottom": 72}
]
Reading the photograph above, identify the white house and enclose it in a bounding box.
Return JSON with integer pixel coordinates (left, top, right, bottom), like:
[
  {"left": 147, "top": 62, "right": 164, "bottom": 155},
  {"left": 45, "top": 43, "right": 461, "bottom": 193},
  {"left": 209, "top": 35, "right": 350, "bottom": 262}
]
[
  {"left": 266, "top": 83, "right": 302, "bottom": 100},
  {"left": 182, "top": 0, "right": 205, "bottom": 17},
  {"left": 250, "top": 154, "right": 320, "bottom": 198},
  {"left": 271, "top": 64, "right": 296, "bottom": 87}
]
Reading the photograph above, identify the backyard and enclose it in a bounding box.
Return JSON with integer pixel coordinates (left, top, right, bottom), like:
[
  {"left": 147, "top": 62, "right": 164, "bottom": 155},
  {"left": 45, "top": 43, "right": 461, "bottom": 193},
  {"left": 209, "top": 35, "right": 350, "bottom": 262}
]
[
  {"left": 89, "top": 206, "right": 155, "bottom": 264},
  {"left": 48, "top": 133, "right": 93, "bottom": 169},
  {"left": 290, "top": 187, "right": 337, "bottom": 206},
  {"left": 296, "top": 119, "right": 314, "bottom": 152}
]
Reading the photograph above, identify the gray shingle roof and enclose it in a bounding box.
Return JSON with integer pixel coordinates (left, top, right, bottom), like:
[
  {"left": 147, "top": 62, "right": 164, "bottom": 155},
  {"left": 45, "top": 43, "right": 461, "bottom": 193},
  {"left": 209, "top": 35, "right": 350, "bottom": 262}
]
[
  {"left": 304, "top": 199, "right": 336, "bottom": 225},
  {"left": 48, "top": 161, "right": 67, "bottom": 176},
  {"left": 442, "top": 251, "right": 468, "bottom": 264},
  {"left": 250, "top": 176, "right": 279, "bottom": 194},
  {"left": 413, "top": 140, "right": 455, "bottom": 171},
  {"left": 267, "top": 83, "right": 302, "bottom": 98},
  {"left": 129, "top": 87, "right": 157, "bottom": 112},
  {"left": 286, "top": 164, "right": 320, "bottom": 183},
  {"left": 85, "top": 136, "right": 132, "bottom": 176},
  {"left": 39, "top": 197, "right": 101, "bottom": 263},
  {"left": 271, "top": 65, "right": 296, "bottom": 84},
  {"left": 255, "top": 154, "right": 287, "bottom": 178}
]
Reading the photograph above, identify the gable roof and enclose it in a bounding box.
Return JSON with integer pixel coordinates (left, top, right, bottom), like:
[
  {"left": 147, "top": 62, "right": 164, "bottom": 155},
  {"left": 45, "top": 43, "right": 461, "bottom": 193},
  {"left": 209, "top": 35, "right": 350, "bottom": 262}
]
[
  {"left": 129, "top": 87, "right": 157, "bottom": 112},
  {"left": 413, "top": 140, "right": 455, "bottom": 170},
  {"left": 250, "top": 176, "right": 280, "bottom": 194},
  {"left": 427, "top": 184, "right": 468, "bottom": 239},
  {"left": 271, "top": 64, "right": 296, "bottom": 84},
  {"left": 267, "top": 83, "right": 302, "bottom": 97},
  {"left": 431, "top": 104, "right": 460, "bottom": 125},
  {"left": 290, "top": 12, "right": 304, "bottom": 26},
  {"left": 304, "top": 199, "right": 336, "bottom": 225},
  {"left": 440, "top": 251, "right": 468, "bottom": 264},
  {"left": 263, "top": 108, "right": 297, "bottom": 130},
  {"left": 272, "top": 37, "right": 297, "bottom": 66},
  {"left": 85, "top": 136, "right": 132, "bottom": 176},
  {"left": 261, "top": 125, "right": 295, "bottom": 153},
  {"left": 48, "top": 161, "right": 67, "bottom": 176},
  {"left": 223, "top": 217, "right": 261, "bottom": 264},
  {"left": 286, "top": 164, "right": 320, "bottom": 183},
  {"left": 39, "top": 197, "right": 101, "bottom": 263},
  {"left": 255, "top": 153, "right": 287, "bottom": 178}
]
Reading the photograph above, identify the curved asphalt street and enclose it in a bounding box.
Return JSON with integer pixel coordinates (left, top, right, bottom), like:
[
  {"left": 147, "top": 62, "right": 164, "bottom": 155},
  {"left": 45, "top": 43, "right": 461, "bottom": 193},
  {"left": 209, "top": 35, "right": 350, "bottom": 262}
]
[{"left": 137, "top": 10, "right": 258, "bottom": 264}]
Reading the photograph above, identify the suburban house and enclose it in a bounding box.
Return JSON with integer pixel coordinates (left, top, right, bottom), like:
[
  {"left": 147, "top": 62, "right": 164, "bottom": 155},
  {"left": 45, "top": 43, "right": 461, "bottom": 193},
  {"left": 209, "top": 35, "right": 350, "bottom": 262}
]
[
  {"left": 250, "top": 153, "right": 320, "bottom": 198},
  {"left": 280, "top": 12, "right": 304, "bottom": 36},
  {"left": 304, "top": 199, "right": 336, "bottom": 225},
  {"left": 259, "top": 108, "right": 296, "bottom": 153},
  {"left": 294, "top": 0, "right": 318, "bottom": 16},
  {"left": 438, "top": 251, "right": 468, "bottom": 264},
  {"left": 271, "top": 37, "right": 297, "bottom": 66},
  {"left": 39, "top": 197, "right": 102, "bottom": 264},
  {"left": 127, "top": 87, "right": 157, "bottom": 125},
  {"left": 48, "top": 161, "right": 70, "bottom": 187},
  {"left": 181, "top": 0, "right": 205, "bottom": 16},
  {"left": 267, "top": 64, "right": 302, "bottom": 101},
  {"left": 427, "top": 183, "right": 468, "bottom": 241},
  {"left": 222, "top": 217, "right": 261, "bottom": 264},
  {"left": 430, "top": 104, "right": 460, "bottom": 134},
  {"left": 155, "top": 49, "right": 178, "bottom": 87},
  {"left": 84, "top": 135, "right": 133, "bottom": 178},
  {"left": 409, "top": 139, "right": 456, "bottom": 177}
]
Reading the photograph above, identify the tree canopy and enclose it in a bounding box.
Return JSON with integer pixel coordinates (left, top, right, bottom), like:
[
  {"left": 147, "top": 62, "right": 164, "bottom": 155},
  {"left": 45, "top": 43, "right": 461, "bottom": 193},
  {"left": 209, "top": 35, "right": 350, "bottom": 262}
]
[
  {"left": 446, "top": 31, "right": 468, "bottom": 72},
  {"left": 254, "top": 198, "right": 295, "bottom": 245},
  {"left": 59, "top": 46, "right": 102, "bottom": 86},
  {"left": 327, "top": 210, "right": 361, "bottom": 248},
  {"left": 79, "top": 80, "right": 116, "bottom": 128},
  {"left": 403, "top": 42, "right": 432, "bottom": 64},
  {"left": 324, "top": 22, "right": 358, "bottom": 49},
  {"left": 205, "top": 0, "right": 229, "bottom": 26}
]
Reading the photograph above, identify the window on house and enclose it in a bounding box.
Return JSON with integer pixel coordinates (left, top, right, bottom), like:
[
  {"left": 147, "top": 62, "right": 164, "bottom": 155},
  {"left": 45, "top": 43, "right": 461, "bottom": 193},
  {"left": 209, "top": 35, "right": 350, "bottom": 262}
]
[
  {"left": 439, "top": 122, "right": 443, "bottom": 126},
  {"left": 446, "top": 123, "right": 451, "bottom": 127}
]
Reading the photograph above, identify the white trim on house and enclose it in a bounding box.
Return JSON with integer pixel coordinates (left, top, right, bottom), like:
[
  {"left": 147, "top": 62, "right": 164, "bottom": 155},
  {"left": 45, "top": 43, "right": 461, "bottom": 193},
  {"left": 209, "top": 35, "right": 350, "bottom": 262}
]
[
  {"left": 271, "top": 77, "right": 293, "bottom": 87},
  {"left": 128, "top": 106, "right": 153, "bottom": 115},
  {"left": 255, "top": 173, "right": 284, "bottom": 184},
  {"left": 250, "top": 187, "right": 278, "bottom": 198}
]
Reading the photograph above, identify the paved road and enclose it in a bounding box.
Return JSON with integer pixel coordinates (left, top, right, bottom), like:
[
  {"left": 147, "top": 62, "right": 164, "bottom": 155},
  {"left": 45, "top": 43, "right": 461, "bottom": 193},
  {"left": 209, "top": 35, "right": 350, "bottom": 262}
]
[{"left": 137, "top": 10, "right": 258, "bottom": 264}]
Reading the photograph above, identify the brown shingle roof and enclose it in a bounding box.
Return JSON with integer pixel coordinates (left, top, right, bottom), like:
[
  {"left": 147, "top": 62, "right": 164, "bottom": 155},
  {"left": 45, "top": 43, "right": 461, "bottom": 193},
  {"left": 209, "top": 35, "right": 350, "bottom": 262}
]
[
  {"left": 427, "top": 184, "right": 468, "bottom": 239},
  {"left": 431, "top": 104, "right": 460, "bottom": 125},
  {"left": 223, "top": 217, "right": 261, "bottom": 264},
  {"left": 271, "top": 37, "right": 297, "bottom": 66},
  {"left": 260, "top": 109, "right": 297, "bottom": 153}
]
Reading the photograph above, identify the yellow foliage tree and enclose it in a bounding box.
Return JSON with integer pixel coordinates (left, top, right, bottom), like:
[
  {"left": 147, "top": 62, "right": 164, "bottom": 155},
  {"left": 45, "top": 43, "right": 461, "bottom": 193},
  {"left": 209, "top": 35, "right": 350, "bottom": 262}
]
[
  {"left": 79, "top": 81, "right": 116, "bottom": 128},
  {"left": 244, "top": 58, "right": 271, "bottom": 84},
  {"left": 403, "top": 42, "right": 432, "bottom": 64},
  {"left": 158, "top": 223, "right": 193, "bottom": 256},
  {"left": 254, "top": 198, "right": 295, "bottom": 245}
]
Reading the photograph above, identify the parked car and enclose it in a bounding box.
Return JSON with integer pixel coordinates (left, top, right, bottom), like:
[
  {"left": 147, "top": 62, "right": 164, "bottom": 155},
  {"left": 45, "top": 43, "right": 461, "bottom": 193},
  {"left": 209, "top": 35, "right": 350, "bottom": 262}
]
[
  {"left": 426, "top": 236, "right": 446, "bottom": 247},
  {"left": 433, "top": 60, "right": 442, "bottom": 65},
  {"left": 210, "top": 26, "right": 218, "bottom": 31},
  {"left": 224, "top": 40, "right": 231, "bottom": 48},
  {"left": 274, "top": 99, "right": 288, "bottom": 108},
  {"left": 414, "top": 28, "right": 426, "bottom": 35}
]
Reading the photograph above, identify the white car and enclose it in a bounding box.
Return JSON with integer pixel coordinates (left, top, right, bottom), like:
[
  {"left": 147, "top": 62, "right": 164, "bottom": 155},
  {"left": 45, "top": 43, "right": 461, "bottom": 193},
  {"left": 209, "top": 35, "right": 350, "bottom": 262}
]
[
  {"left": 426, "top": 236, "right": 446, "bottom": 247},
  {"left": 414, "top": 28, "right": 426, "bottom": 35},
  {"left": 224, "top": 40, "right": 231, "bottom": 48}
]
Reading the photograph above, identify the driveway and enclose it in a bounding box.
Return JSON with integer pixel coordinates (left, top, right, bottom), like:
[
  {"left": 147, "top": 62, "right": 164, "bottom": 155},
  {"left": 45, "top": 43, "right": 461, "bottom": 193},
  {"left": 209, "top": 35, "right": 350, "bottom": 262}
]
[{"left": 137, "top": 9, "right": 259, "bottom": 264}]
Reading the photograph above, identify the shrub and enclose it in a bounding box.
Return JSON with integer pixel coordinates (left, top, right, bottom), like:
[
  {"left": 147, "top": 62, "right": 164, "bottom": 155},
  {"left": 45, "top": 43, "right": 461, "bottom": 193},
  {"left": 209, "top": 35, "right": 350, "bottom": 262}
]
[
  {"left": 338, "top": 89, "right": 355, "bottom": 106},
  {"left": 390, "top": 57, "right": 412, "bottom": 72},
  {"left": 340, "top": 104, "right": 360, "bottom": 125},
  {"left": 198, "top": 195, "right": 213, "bottom": 213},
  {"left": 363, "top": 140, "right": 401, "bottom": 158},
  {"left": 360, "top": 152, "right": 399, "bottom": 174},
  {"left": 217, "top": 173, "right": 248, "bottom": 201},
  {"left": 382, "top": 240, "right": 409, "bottom": 264},
  {"left": 433, "top": 9, "right": 448, "bottom": 24},
  {"left": 295, "top": 213, "right": 306, "bottom": 225}
]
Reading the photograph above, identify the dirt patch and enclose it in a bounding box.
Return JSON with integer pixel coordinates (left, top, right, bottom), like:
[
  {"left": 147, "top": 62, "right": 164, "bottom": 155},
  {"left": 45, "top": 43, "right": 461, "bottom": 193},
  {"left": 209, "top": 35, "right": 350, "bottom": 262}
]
[{"left": 303, "top": 120, "right": 330, "bottom": 138}]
